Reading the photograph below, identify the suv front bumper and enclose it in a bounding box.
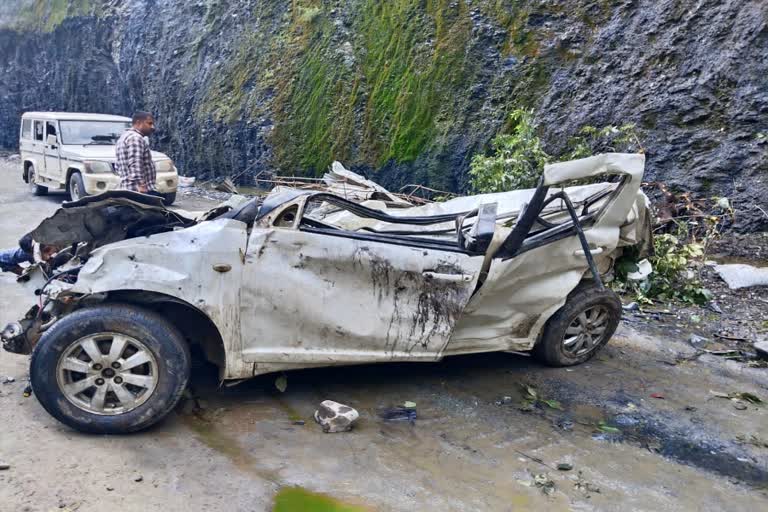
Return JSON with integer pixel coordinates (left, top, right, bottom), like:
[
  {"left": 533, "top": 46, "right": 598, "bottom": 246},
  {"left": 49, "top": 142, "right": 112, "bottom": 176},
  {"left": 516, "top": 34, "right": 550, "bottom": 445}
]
[{"left": 83, "top": 171, "right": 179, "bottom": 195}]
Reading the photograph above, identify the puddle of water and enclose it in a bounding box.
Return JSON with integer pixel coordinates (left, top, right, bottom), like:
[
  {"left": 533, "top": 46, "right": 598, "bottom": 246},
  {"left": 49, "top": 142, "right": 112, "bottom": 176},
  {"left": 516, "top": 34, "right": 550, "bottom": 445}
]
[
  {"left": 273, "top": 487, "right": 370, "bottom": 512},
  {"left": 182, "top": 413, "right": 281, "bottom": 484}
]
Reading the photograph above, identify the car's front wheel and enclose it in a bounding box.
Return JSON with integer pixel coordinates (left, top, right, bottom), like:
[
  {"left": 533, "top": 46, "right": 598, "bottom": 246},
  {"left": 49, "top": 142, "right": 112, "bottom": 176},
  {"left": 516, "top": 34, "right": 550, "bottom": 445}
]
[
  {"left": 30, "top": 304, "right": 190, "bottom": 434},
  {"left": 68, "top": 172, "right": 86, "bottom": 202},
  {"left": 533, "top": 282, "right": 621, "bottom": 366}
]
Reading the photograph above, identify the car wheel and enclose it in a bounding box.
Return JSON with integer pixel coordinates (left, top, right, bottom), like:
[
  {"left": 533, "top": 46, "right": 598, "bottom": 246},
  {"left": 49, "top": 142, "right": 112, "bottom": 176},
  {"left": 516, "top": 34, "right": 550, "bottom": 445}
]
[
  {"left": 27, "top": 166, "right": 48, "bottom": 196},
  {"left": 30, "top": 304, "right": 190, "bottom": 434},
  {"left": 533, "top": 282, "right": 621, "bottom": 367},
  {"left": 68, "top": 172, "right": 86, "bottom": 201},
  {"left": 162, "top": 191, "right": 176, "bottom": 206}
]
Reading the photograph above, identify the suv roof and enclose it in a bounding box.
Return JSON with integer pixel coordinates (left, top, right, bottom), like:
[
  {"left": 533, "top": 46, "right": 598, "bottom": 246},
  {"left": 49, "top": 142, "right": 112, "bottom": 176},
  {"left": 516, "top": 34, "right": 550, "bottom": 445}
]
[{"left": 21, "top": 112, "right": 131, "bottom": 122}]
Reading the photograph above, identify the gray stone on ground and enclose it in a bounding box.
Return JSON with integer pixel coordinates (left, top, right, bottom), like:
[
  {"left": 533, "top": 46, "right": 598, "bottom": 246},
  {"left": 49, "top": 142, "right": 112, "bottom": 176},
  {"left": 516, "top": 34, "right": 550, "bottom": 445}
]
[
  {"left": 755, "top": 340, "right": 768, "bottom": 360},
  {"left": 714, "top": 264, "right": 768, "bottom": 290},
  {"left": 314, "top": 400, "right": 359, "bottom": 433}
]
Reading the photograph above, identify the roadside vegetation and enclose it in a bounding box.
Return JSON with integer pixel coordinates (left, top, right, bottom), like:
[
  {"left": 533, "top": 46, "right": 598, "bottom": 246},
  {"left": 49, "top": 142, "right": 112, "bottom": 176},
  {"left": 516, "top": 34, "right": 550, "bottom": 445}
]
[{"left": 470, "top": 109, "right": 725, "bottom": 305}]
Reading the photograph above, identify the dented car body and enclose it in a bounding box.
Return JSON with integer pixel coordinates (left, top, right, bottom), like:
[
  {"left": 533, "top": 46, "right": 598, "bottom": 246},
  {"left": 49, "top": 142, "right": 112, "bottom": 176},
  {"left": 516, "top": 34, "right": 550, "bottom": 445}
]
[{"left": 2, "top": 153, "right": 651, "bottom": 433}]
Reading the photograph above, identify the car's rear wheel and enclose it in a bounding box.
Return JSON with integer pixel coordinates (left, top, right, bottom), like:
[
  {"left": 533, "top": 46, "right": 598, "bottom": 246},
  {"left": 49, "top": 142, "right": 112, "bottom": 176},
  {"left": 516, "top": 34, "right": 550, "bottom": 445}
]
[
  {"left": 68, "top": 172, "right": 86, "bottom": 201},
  {"left": 162, "top": 191, "right": 176, "bottom": 205},
  {"left": 30, "top": 304, "right": 190, "bottom": 434},
  {"left": 27, "top": 166, "right": 47, "bottom": 196},
  {"left": 533, "top": 282, "right": 621, "bottom": 366}
]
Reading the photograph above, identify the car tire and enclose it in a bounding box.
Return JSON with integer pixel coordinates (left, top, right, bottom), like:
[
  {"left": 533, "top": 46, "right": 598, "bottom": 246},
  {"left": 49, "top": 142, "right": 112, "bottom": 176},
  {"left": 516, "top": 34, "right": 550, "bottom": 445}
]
[
  {"left": 532, "top": 282, "right": 621, "bottom": 367},
  {"left": 27, "top": 166, "right": 48, "bottom": 196},
  {"left": 30, "top": 303, "right": 190, "bottom": 434},
  {"left": 162, "top": 191, "right": 176, "bottom": 206},
  {"left": 68, "top": 172, "right": 86, "bottom": 201}
]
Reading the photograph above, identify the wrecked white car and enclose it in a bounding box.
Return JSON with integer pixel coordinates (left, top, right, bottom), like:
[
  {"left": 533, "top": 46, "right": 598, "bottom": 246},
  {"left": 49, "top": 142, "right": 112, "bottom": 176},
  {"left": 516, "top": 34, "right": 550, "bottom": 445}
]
[{"left": 2, "top": 153, "right": 651, "bottom": 434}]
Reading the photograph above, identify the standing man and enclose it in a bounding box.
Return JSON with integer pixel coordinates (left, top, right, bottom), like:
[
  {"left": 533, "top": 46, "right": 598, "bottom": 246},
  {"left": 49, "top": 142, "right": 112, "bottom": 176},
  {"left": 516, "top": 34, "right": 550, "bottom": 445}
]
[{"left": 115, "top": 112, "right": 157, "bottom": 194}]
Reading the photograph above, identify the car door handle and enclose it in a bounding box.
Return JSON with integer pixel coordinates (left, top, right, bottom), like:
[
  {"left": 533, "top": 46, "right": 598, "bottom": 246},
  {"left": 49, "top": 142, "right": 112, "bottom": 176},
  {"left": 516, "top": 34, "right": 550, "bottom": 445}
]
[
  {"left": 422, "top": 271, "right": 473, "bottom": 282},
  {"left": 573, "top": 247, "right": 604, "bottom": 257}
]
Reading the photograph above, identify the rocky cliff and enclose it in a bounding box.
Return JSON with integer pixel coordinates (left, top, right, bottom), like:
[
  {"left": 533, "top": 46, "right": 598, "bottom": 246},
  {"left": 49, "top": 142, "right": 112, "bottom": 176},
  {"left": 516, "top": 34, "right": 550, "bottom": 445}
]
[{"left": 0, "top": 0, "right": 766, "bottom": 229}]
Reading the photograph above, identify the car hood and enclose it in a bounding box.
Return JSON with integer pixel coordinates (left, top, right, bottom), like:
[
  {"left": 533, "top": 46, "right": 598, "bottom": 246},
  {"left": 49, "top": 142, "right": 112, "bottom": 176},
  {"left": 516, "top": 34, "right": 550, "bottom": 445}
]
[{"left": 59, "top": 145, "right": 170, "bottom": 162}]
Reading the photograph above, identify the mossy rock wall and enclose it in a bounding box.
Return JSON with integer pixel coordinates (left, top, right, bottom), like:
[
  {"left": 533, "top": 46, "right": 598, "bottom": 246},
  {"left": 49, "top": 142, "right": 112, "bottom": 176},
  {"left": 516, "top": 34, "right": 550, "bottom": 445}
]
[{"left": 0, "top": 0, "right": 766, "bottom": 229}]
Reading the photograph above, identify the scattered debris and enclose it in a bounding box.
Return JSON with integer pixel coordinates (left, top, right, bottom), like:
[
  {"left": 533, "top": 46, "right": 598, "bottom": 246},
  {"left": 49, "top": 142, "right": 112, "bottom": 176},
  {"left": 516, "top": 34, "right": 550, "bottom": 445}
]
[
  {"left": 710, "top": 391, "right": 763, "bottom": 405},
  {"left": 403, "top": 401, "right": 417, "bottom": 409},
  {"left": 133, "top": 475, "right": 143, "bottom": 483},
  {"left": 314, "top": 400, "right": 359, "bottom": 433},
  {"left": 379, "top": 405, "right": 417, "bottom": 424},
  {"left": 106, "top": 486, "right": 114, "bottom": 492},
  {"left": 520, "top": 384, "right": 562, "bottom": 411},
  {"left": 735, "top": 434, "right": 768, "bottom": 449},
  {"left": 214, "top": 177, "right": 239, "bottom": 194},
  {"left": 22, "top": 385, "right": 31, "bottom": 397},
  {"left": 177, "top": 176, "right": 196, "bottom": 188},
  {"left": 0, "top": 463, "right": 10, "bottom": 470},
  {"left": 574, "top": 471, "right": 601, "bottom": 497},
  {"left": 627, "top": 259, "right": 652, "bottom": 281},
  {"left": 494, "top": 396, "right": 514, "bottom": 406},
  {"left": 533, "top": 473, "right": 556, "bottom": 495},
  {"left": 557, "top": 463, "right": 573, "bottom": 471},
  {"left": 650, "top": 393, "right": 665, "bottom": 399},
  {"left": 274, "top": 374, "right": 288, "bottom": 393},
  {"left": 733, "top": 402, "right": 748, "bottom": 411},
  {"left": 714, "top": 264, "right": 768, "bottom": 290},
  {"left": 292, "top": 420, "right": 306, "bottom": 426},
  {"left": 685, "top": 406, "right": 698, "bottom": 412},
  {"left": 622, "top": 302, "right": 640, "bottom": 312},
  {"left": 2, "top": 376, "right": 14, "bottom": 384},
  {"left": 688, "top": 334, "right": 709, "bottom": 349}
]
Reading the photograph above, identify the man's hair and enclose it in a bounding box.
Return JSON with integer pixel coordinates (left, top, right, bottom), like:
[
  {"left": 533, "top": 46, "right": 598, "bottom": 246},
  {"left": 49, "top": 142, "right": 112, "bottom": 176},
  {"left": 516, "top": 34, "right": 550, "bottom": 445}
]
[{"left": 132, "top": 111, "right": 153, "bottom": 124}]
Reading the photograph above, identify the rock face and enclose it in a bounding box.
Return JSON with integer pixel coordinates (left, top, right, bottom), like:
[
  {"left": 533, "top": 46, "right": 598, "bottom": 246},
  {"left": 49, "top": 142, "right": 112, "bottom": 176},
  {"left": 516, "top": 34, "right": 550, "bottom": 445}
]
[{"left": 0, "top": 0, "right": 766, "bottom": 230}]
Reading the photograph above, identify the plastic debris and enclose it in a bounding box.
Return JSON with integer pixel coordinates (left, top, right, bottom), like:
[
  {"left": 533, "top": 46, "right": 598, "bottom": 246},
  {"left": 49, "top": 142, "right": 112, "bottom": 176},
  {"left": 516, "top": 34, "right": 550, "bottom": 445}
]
[{"left": 557, "top": 463, "right": 573, "bottom": 471}]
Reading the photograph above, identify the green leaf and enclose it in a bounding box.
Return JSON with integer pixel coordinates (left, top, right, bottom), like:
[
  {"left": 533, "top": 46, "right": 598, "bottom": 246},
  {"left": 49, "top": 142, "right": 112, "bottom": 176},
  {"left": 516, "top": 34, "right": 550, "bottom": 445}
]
[
  {"left": 597, "top": 421, "right": 621, "bottom": 434},
  {"left": 542, "top": 399, "right": 563, "bottom": 410},
  {"left": 275, "top": 375, "right": 288, "bottom": 393}
]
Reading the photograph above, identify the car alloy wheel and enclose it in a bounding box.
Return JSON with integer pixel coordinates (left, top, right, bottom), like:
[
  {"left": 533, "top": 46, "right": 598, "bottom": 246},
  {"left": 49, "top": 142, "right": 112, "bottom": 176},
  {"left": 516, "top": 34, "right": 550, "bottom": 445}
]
[
  {"left": 561, "top": 305, "right": 610, "bottom": 357},
  {"left": 56, "top": 332, "right": 159, "bottom": 415}
]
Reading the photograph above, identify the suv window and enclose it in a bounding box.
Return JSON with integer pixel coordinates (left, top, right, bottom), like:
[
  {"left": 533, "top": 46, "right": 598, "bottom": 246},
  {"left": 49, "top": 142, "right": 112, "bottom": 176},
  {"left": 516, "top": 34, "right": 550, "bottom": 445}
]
[
  {"left": 59, "top": 121, "right": 131, "bottom": 145},
  {"left": 21, "top": 119, "right": 32, "bottom": 139},
  {"left": 46, "top": 121, "right": 58, "bottom": 139},
  {"left": 34, "top": 121, "right": 44, "bottom": 141}
]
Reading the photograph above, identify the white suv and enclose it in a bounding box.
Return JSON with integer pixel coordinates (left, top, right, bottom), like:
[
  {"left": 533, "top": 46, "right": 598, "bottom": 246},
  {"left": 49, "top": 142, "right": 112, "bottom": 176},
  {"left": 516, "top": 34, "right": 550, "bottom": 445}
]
[{"left": 19, "top": 112, "right": 179, "bottom": 204}]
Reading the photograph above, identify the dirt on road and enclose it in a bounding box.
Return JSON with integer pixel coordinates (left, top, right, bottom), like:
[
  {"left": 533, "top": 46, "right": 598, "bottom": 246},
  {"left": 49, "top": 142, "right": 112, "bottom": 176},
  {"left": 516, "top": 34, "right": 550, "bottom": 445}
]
[{"left": 0, "top": 156, "right": 766, "bottom": 511}]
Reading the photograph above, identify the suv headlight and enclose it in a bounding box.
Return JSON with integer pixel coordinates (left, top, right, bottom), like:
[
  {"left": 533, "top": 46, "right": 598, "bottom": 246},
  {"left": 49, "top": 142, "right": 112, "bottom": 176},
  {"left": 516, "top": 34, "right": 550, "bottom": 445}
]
[
  {"left": 83, "top": 161, "right": 114, "bottom": 174},
  {"left": 155, "top": 159, "right": 176, "bottom": 173}
]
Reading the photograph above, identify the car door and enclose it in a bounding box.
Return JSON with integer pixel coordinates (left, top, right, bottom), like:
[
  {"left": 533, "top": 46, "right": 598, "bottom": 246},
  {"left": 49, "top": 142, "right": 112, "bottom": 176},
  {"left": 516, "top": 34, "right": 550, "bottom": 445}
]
[
  {"left": 239, "top": 225, "right": 484, "bottom": 365},
  {"left": 43, "top": 121, "right": 62, "bottom": 181},
  {"left": 31, "top": 120, "right": 46, "bottom": 176}
]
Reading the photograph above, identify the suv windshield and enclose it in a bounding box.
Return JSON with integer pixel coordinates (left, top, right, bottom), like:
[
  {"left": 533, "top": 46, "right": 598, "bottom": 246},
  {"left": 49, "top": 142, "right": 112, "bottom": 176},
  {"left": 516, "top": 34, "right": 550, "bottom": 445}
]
[{"left": 59, "top": 121, "right": 131, "bottom": 145}]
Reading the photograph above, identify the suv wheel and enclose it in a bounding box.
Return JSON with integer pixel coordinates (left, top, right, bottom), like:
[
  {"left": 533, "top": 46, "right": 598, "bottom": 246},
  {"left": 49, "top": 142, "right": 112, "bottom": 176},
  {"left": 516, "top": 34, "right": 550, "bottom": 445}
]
[
  {"left": 533, "top": 282, "right": 621, "bottom": 366},
  {"left": 30, "top": 304, "right": 190, "bottom": 434},
  {"left": 27, "top": 166, "right": 48, "bottom": 196},
  {"left": 162, "top": 191, "right": 177, "bottom": 205},
  {"left": 68, "top": 172, "right": 86, "bottom": 201}
]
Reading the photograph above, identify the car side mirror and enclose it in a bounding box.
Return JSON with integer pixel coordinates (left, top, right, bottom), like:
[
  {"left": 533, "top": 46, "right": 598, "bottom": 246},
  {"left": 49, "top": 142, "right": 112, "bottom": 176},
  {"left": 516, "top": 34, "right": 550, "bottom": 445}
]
[{"left": 46, "top": 134, "right": 58, "bottom": 146}]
